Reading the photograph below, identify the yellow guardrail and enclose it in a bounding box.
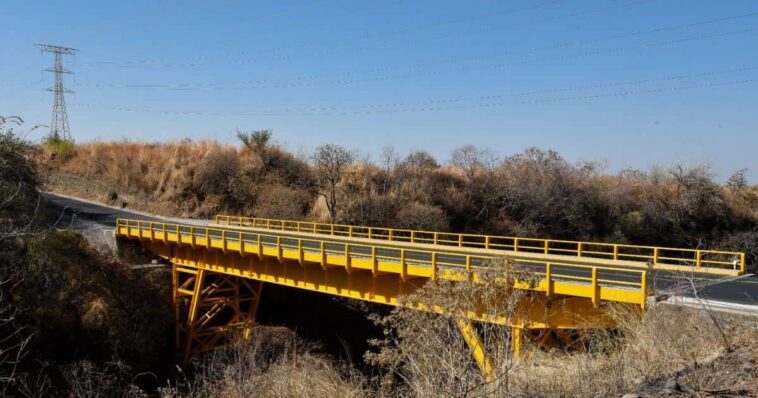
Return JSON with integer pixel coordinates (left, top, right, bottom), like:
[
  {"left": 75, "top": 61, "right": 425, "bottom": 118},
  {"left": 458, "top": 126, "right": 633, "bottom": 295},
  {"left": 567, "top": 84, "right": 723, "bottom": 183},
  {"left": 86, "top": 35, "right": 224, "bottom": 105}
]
[
  {"left": 214, "top": 215, "right": 746, "bottom": 274},
  {"left": 117, "top": 218, "right": 649, "bottom": 309}
]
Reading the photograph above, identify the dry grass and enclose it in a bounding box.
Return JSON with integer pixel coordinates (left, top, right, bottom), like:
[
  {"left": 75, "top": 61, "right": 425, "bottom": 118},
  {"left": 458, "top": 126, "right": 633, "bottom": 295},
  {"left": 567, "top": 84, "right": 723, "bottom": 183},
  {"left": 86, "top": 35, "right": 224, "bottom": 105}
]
[
  {"left": 364, "top": 262, "right": 758, "bottom": 397},
  {"left": 55, "top": 140, "right": 244, "bottom": 199},
  {"left": 166, "top": 326, "right": 368, "bottom": 398},
  {"left": 509, "top": 305, "right": 755, "bottom": 397}
]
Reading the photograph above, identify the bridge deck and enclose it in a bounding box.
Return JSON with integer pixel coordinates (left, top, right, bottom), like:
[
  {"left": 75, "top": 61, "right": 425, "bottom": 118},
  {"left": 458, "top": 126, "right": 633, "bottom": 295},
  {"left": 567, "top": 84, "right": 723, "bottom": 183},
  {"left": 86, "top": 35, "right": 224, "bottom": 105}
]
[
  {"left": 215, "top": 215, "right": 746, "bottom": 276},
  {"left": 116, "top": 218, "right": 648, "bottom": 309}
]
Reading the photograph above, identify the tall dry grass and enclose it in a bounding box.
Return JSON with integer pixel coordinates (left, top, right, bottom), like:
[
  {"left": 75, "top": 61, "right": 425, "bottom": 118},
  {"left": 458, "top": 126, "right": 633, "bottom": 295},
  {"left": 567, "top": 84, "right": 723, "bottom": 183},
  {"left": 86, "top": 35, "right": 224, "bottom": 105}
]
[
  {"left": 365, "top": 261, "right": 757, "bottom": 397},
  {"left": 55, "top": 140, "right": 246, "bottom": 202},
  {"left": 166, "top": 326, "right": 368, "bottom": 398}
]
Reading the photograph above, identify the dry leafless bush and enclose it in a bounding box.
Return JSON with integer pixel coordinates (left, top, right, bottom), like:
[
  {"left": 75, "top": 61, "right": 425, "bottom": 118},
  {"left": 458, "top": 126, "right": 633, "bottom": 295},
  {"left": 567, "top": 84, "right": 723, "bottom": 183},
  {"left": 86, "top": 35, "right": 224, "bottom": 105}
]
[
  {"left": 366, "top": 258, "right": 538, "bottom": 397},
  {"left": 169, "top": 326, "right": 368, "bottom": 398},
  {"left": 509, "top": 303, "right": 755, "bottom": 397}
]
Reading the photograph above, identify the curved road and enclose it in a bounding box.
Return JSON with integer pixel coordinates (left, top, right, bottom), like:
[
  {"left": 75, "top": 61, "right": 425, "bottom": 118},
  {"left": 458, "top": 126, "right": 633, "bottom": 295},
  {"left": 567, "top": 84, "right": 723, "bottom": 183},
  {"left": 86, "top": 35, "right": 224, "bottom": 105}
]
[{"left": 43, "top": 192, "right": 758, "bottom": 309}]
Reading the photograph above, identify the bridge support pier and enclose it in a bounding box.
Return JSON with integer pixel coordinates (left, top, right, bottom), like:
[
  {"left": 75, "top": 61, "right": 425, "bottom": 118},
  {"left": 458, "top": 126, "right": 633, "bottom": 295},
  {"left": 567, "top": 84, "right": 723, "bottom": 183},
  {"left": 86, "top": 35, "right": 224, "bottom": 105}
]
[
  {"left": 174, "top": 263, "right": 264, "bottom": 365},
  {"left": 457, "top": 319, "right": 495, "bottom": 381}
]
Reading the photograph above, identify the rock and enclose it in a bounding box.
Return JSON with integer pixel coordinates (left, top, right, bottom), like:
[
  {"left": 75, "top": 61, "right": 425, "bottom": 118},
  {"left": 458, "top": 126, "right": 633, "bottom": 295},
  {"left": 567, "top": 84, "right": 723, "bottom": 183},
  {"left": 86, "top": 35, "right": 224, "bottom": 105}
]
[
  {"left": 621, "top": 394, "right": 641, "bottom": 398},
  {"left": 664, "top": 378, "right": 680, "bottom": 391},
  {"left": 633, "top": 377, "right": 646, "bottom": 385},
  {"left": 151, "top": 259, "right": 159, "bottom": 264}
]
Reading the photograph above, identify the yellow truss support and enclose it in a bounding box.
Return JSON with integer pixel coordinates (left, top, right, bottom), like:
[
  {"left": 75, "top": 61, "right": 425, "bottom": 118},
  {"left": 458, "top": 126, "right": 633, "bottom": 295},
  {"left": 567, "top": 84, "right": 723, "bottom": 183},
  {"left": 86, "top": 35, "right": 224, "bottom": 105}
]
[
  {"left": 456, "top": 319, "right": 495, "bottom": 382},
  {"left": 117, "top": 218, "right": 648, "bottom": 374},
  {"left": 174, "top": 264, "right": 264, "bottom": 365}
]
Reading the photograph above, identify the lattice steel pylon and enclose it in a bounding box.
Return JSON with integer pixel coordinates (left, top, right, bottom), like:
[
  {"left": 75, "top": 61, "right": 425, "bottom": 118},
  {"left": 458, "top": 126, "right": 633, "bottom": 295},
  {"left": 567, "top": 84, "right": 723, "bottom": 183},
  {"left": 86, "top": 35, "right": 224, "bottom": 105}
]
[{"left": 36, "top": 44, "right": 77, "bottom": 141}]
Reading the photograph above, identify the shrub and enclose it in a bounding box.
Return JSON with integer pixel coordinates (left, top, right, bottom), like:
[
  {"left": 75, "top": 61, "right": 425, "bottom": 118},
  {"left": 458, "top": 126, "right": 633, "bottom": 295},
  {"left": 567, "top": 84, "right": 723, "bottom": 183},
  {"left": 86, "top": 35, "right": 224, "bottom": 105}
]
[
  {"left": 394, "top": 202, "right": 448, "bottom": 231},
  {"left": 44, "top": 135, "right": 75, "bottom": 161},
  {"left": 194, "top": 149, "right": 240, "bottom": 197},
  {"left": 252, "top": 184, "right": 311, "bottom": 220},
  {"left": 0, "top": 127, "right": 40, "bottom": 236},
  {"left": 174, "top": 326, "right": 368, "bottom": 398}
]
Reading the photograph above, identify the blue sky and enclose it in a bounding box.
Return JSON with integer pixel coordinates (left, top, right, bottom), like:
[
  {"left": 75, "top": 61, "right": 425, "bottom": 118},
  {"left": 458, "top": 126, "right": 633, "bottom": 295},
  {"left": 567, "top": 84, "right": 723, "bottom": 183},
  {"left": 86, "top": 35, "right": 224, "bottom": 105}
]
[{"left": 2, "top": 0, "right": 757, "bottom": 181}]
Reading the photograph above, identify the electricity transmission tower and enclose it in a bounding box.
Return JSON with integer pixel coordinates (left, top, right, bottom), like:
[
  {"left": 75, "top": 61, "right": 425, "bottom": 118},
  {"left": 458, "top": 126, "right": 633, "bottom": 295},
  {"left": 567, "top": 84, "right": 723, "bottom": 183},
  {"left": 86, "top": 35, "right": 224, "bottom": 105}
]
[{"left": 36, "top": 44, "right": 77, "bottom": 141}]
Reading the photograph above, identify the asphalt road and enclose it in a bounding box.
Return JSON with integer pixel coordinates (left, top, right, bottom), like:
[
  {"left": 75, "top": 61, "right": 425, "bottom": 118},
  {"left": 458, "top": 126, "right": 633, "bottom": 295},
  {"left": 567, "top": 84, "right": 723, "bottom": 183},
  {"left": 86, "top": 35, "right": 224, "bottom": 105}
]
[{"left": 43, "top": 192, "right": 758, "bottom": 306}]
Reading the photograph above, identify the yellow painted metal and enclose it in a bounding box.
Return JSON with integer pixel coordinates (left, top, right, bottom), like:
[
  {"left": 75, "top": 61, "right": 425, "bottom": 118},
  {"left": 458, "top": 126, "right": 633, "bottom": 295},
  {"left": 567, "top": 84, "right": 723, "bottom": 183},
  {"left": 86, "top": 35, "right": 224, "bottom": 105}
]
[
  {"left": 117, "top": 218, "right": 649, "bottom": 309},
  {"left": 215, "top": 215, "right": 746, "bottom": 275},
  {"left": 457, "top": 319, "right": 494, "bottom": 382},
  {"left": 174, "top": 262, "right": 264, "bottom": 365},
  {"left": 117, "top": 217, "right": 652, "bottom": 370},
  {"left": 511, "top": 327, "right": 523, "bottom": 359}
]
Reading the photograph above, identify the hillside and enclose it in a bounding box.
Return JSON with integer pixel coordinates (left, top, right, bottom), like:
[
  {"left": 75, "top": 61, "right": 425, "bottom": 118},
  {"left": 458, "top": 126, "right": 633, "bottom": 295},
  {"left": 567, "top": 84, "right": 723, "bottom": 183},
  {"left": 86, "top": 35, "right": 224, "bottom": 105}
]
[{"left": 40, "top": 138, "right": 758, "bottom": 270}]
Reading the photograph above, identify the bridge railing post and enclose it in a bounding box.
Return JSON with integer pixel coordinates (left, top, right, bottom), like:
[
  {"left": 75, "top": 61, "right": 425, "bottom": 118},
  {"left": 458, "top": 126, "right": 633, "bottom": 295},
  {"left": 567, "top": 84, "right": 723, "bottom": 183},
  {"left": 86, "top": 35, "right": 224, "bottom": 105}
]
[
  {"left": 431, "top": 252, "right": 438, "bottom": 282},
  {"left": 257, "top": 234, "right": 263, "bottom": 260},
  {"left": 640, "top": 270, "right": 648, "bottom": 310},
  {"left": 400, "top": 249, "right": 407, "bottom": 280},
  {"left": 371, "top": 246, "right": 378, "bottom": 275},
  {"left": 545, "top": 263, "right": 552, "bottom": 297},
  {"left": 591, "top": 268, "right": 599, "bottom": 307},
  {"left": 345, "top": 244, "right": 351, "bottom": 272},
  {"left": 298, "top": 239, "right": 304, "bottom": 265},
  {"left": 320, "top": 241, "right": 327, "bottom": 268},
  {"left": 695, "top": 250, "right": 702, "bottom": 268}
]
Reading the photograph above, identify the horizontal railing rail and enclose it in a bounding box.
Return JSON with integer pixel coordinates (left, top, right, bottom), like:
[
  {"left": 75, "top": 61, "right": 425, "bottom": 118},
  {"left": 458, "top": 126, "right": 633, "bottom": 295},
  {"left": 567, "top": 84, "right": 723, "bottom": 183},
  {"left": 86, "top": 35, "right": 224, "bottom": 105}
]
[
  {"left": 117, "top": 218, "right": 648, "bottom": 308},
  {"left": 214, "top": 215, "right": 746, "bottom": 274}
]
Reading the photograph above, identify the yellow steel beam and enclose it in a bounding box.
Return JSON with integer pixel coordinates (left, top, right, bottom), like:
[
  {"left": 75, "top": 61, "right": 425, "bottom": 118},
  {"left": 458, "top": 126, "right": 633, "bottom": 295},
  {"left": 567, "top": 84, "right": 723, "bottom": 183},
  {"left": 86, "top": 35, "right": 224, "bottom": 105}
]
[
  {"left": 175, "top": 265, "right": 264, "bottom": 365},
  {"left": 118, "top": 218, "right": 650, "bottom": 371},
  {"left": 457, "top": 319, "right": 494, "bottom": 382},
  {"left": 214, "top": 215, "right": 746, "bottom": 275},
  {"left": 116, "top": 219, "right": 649, "bottom": 310}
]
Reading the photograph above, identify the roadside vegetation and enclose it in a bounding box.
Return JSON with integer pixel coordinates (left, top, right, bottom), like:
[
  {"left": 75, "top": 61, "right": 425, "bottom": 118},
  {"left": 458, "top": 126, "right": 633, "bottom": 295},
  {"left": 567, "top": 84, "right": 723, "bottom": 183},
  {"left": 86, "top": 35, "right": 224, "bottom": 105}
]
[
  {"left": 40, "top": 132, "right": 758, "bottom": 270},
  {"left": 2, "top": 121, "right": 756, "bottom": 396}
]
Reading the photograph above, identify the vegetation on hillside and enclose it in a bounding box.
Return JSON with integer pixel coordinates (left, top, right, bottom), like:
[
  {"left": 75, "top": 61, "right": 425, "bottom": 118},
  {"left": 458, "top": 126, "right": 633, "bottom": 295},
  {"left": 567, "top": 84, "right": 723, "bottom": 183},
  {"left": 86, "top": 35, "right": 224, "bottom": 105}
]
[
  {"left": 41, "top": 133, "right": 758, "bottom": 269},
  {"left": 2, "top": 121, "right": 755, "bottom": 395},
  {"left": 1, "top": 118, "right": 172, "bottom": 395}
]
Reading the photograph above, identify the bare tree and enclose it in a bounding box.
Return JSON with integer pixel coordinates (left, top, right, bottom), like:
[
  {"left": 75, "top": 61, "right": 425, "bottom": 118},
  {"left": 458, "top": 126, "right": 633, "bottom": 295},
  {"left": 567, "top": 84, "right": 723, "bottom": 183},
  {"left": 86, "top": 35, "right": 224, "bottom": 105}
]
[
  {"left": 312, "top": 144, "right": 355, "bottom": 222},
  {"left": 450, "top": 145, "right": 497, "bottom": 181},
  {"left": 727, "top": 168, "right": 748, "bottom": 191}
]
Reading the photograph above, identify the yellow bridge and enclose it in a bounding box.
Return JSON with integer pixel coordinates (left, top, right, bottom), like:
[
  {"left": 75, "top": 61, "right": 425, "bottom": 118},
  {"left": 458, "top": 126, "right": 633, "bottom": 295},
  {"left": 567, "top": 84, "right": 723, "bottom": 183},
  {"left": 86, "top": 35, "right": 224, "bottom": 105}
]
[{"left": 115, "top": 216, "right": 745, "bottom": 379}]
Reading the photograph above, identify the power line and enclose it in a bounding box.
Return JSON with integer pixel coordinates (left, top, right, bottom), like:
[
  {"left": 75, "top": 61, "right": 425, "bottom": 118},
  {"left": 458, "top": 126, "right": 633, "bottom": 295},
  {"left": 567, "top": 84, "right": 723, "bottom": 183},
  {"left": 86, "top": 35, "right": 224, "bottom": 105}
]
[
  {"left": 75, "top": 66, "right": 758, "bottom": 116},
  {"left": 82, "top": 0, "right": 634, "bottom": 69},
  {"left": 78, "top": 23, "right": 758, "bottom": 91}
]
